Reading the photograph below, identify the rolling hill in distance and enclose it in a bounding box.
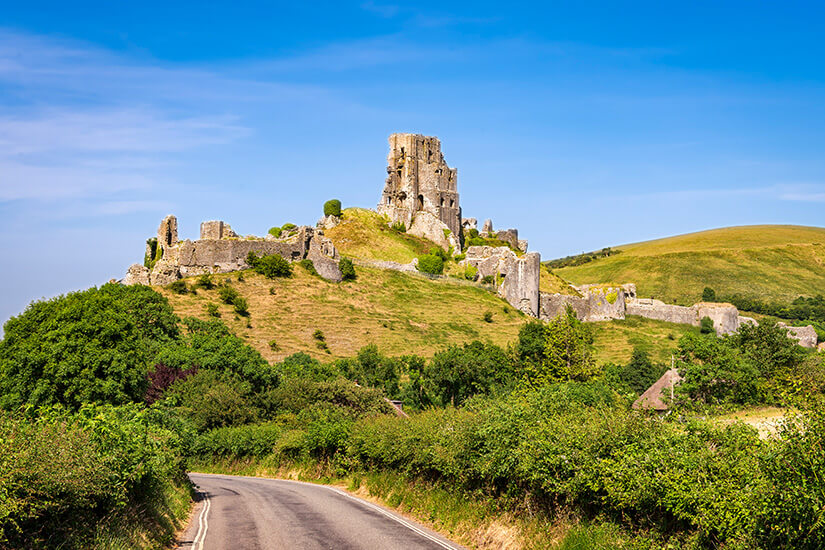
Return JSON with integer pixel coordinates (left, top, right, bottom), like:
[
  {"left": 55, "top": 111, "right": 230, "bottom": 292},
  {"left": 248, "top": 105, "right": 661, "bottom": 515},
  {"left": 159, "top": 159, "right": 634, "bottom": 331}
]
[{"left": 552, "top": 225, "right": 825, "bottom": 304}]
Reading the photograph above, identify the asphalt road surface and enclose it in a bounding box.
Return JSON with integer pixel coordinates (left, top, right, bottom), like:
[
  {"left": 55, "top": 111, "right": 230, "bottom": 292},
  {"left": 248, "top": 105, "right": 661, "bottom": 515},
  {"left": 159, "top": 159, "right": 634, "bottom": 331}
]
[{"left": 178, "top": 473, "right": 465, "bottom": 550}]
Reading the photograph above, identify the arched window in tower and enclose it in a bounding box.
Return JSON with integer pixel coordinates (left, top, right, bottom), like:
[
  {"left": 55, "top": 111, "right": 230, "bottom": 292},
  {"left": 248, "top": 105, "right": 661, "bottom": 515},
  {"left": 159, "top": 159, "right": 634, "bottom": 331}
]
[{"left": 417, "top": 195, "right": 424, "bottom": 211}]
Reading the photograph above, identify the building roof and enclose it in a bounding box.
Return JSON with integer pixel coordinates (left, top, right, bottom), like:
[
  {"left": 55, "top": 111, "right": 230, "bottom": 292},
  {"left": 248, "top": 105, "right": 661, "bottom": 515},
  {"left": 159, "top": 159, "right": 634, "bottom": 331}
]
[{"left": 632, "top": 368, "right": 683, "bottom": 411}]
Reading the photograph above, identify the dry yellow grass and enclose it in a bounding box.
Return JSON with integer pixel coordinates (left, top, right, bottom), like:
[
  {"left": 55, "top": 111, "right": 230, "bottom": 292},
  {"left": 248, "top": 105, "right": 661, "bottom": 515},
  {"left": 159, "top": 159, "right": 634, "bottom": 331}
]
[{"left": 159, "top": 265, "right": 526, "bottom": 362}]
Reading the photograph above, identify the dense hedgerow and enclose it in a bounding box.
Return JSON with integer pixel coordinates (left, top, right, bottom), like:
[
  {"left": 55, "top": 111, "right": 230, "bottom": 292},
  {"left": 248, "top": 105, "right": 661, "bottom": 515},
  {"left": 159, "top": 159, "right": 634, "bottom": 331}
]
[{"left": 0, "top": 405, "right": 188, "bottom": 549}]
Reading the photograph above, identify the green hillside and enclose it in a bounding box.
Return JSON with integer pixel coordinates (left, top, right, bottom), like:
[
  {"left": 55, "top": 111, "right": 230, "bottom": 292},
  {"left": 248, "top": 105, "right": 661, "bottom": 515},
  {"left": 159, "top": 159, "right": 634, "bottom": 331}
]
[{"left": 553, "top": 225, "right": 825, "bottom": 304}]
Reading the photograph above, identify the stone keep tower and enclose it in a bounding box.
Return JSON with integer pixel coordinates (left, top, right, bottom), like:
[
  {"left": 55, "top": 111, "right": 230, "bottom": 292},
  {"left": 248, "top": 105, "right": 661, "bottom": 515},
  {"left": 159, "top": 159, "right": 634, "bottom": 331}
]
[{"left": 377, "top": 133, "right": 461, "bottom": 236}]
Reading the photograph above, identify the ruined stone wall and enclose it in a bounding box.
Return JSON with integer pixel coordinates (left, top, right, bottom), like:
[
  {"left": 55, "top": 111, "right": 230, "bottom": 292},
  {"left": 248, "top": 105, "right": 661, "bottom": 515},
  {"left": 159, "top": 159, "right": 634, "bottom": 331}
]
[
  {"left": 539, "top": 284, "right": 630, "bottom": 322},
  {"left": 463, "top": 245, "right": 540, "bottom": 316},
  {"left": 625, "top": 298, "right": 739, "bottom": 336},
  {"left": 377, "top": 133, "right": 461, "bottom": 236},
  {"left": 626, "top": 298, "right": 698, "bottom": 326},
  {"left": 125, "top": 216, "right": 341, "bottom": 285},
  {"left": 778, "top": 323, "right": 818, "bottom": 348}
]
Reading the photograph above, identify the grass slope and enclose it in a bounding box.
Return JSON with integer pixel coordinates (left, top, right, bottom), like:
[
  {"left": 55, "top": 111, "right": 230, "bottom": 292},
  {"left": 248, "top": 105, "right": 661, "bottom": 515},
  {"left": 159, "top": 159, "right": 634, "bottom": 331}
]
[
  {"left": 159, "top": 266, "right": 526, "bottom": 362},
  {"left": 324, "top": 208, "right": 434, "bottom": 263},
  {"left": 554, "top": 225, "right": 825, "bottom": 304},
  {"left": 591, "top": 316, "right": 698, "bottom": 365}
]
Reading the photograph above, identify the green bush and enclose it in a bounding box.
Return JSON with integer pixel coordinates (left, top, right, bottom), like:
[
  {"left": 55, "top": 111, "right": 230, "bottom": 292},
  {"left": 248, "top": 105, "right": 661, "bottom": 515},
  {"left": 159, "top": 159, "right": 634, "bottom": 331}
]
[
  {"left": 700, "top": 315, "right": 715, "bottom": 334},
  {"left": 323, "top": 199, "right": 342, "bottom": 217},
  {"left": 247, "top": 251, "right": 292, "bottom": 279},
  {"left": 390, "top": 221, "right": 406, "bottom": 233},
  {"left": 233, "top": 297, "right": 249, "bottom": 317},
  {"left": 167, "top": 280, "right": 188, "bottom": 294},
  {"left": 0, "top": 284, "right": 179, "bottom": 410},
  {"left": 193, "top": 422, "right": 283, "bottom": 458},
  {"left": 205, "top": 303, "right": 220, "bottom": 318},
  {"left": 467, "top": 228, "right": 479, "bottom": 239},
  {"left": 483, "top": 311, "right": 493, "bottom": 323},
  {"left": 195, "top": 273, "right": 215, "bottom": 290},
  {"left": 269, "top": 339, "right": 279, "bottom": 351},
  {"left": 268, "top": 226, "right": 282, "bottom": 238},
  {"left": 339, "top": 257, "right": 356, "bottom": 281},
  {"left": 298, "top": 258, "right": 319, "bottom": 277},
  {"left": 281, "top": 223, "right": 297, "bottom": 232},
  {"left": 702, "top": 286, "right": 717, "bottom": 302},
  {"left": 481, "top": 275, "right": 495, "bottom": 285},
  {"left": 0, "top": 405, "right": 186, "bottom": 548},
  {"left": 416, "top": 254, "right": 444, "bottom": 275},
  {"left": 218, "top": 285, "right": 240, "bottom": 304},
  {"left": 144, "top": 237, "right": 161, "bottom": 270}
]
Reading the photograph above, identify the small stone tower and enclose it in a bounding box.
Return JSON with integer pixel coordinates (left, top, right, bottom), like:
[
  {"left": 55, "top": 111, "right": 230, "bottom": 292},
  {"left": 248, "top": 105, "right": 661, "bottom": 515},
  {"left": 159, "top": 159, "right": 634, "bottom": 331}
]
[{"left": 377, "top": 133, "right": 461, "bottom": 236}]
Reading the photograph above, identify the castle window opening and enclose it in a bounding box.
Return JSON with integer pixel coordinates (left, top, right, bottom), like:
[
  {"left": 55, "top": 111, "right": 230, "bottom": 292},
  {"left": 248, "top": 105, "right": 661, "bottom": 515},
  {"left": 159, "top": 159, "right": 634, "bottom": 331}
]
[
  {"left": 450, "top": 199, "right": 454, "bottom": 207},
  {"left": 440, "top": 196, "right": 444, "bottom": 207},
  {"left": 417, "top": 194, "right": 424, "bottom": 211}
]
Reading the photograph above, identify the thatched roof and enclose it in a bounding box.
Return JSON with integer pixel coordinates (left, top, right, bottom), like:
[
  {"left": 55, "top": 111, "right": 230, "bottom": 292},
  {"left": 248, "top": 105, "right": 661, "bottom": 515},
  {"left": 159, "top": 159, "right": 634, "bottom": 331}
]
[{"left": 633, "top": 368, "right": 683, "bottom": 411}]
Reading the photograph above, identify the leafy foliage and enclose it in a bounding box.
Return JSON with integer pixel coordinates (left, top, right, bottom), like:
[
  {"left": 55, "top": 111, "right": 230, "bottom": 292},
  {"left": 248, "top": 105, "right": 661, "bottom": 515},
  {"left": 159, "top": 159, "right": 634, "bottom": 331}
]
[
  {"left": 247, "top": 251, "right": 292, "bottom": 279},
  {"left": 0, "top": 284, "right": 179, "bottom": 409},
  {"left": 416, "top": 254, "right": 444, "bottom": 275},
  {"left": 425, "top": 341, "right": 512, "bottom": 406},
  {"left": 339, "top": 257, "right": 356, "bottom": 281},
  {"left": 323, "top": 199, "right": 342, "bottom": 217}
]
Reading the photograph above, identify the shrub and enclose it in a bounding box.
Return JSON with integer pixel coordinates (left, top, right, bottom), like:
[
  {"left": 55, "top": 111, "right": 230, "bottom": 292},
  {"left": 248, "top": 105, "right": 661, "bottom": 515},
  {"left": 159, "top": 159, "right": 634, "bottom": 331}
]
[
  {"left": 323, "top": 199, "right": 342, "bottom": 217},
  {"left": 481, "top": 275, "right": 495, "bottom": 285},
  {"left": 339, "top": 257, "right": 356, "bottom": 281},
  {"left": 463, "top": 264, "right": 478, "bottom": 280},
  {"left": 483, "top": 311, "right": 493, "bottom": 323},
  {"left": 605, "top": 291, "right": 618, "bottom": 304},
  {"left": 269, "top": 339, "right": 279, "bottom": 351},
  {"left": 144, "top": 237, "right": 162, "bottom": 270},
  {"left": 417, "top": 254, "right": 444, "bottom": 275},
  {"left": 298, "top": 258, "right": 319, "bottom": 277},
  {"left": 468, "top": 228, "right": 479, "bottom": 239},
  {"left": 0, "top": 283, "right": 179, "bottom": 409},
  {"left": 218, "top": 285, "right": 240, "bottom": 304},
  {"left": 390, "top": 221, "right": 406, "bottom": 233},
  {"left": 426, "top": 341, "right": 513, "bottom": 406},
  {"left": 700, "top": 315, "right": 715, "bottom": 334},
  {"left": 268, "top": 226, "right": 282, "bottom": 238},
  {"left": 281, "top": 223, "right": 297, "bottom": 232},
  {"left": 702, "top": 286, "right": 717, "bottom": 302},
  {"left": 313, "top": 329, "right": 325, "bottom": 342},
  {"left": 205, "top": 303, "right": 220, "bottom": 317},
  {"left": 247, "top": 251, "right": 292, "bottom": 279},
  {"left": 167, "top": 280, "right": 188, "bottom": 294},
  {"left": 196, "top": 273, "right": 215, "bottom": 289},
  {"left": 233, "top": 297, "right": 249, "bottom": 317}
]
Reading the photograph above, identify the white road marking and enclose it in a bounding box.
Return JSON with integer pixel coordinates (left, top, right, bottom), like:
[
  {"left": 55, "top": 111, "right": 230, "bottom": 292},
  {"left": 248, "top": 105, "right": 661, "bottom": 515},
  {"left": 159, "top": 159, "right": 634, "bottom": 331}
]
[{"left": 192, "top": 490, "right": 211, "bottom": 550}]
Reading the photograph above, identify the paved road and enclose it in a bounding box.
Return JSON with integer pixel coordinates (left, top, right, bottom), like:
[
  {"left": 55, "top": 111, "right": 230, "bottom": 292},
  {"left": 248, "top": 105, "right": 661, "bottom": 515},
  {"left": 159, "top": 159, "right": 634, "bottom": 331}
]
[{"left": 178, "top": 473, "right": 465, "bottom": 550}]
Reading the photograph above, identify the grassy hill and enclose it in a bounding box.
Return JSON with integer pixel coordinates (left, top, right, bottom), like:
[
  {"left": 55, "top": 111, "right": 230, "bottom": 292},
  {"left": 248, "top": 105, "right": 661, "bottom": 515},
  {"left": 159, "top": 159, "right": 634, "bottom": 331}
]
[
  {"left": 553, "top": 225, "right": 825, "bottom": 304},
  {"left": 160, "top": 266, "right": 686, "bottom": 366},
  {"left": 324, "top": 208, "right": 433, "bottom": 263},
  {"left": 160, "top": 266, "right": 526, "bottom": 363}
]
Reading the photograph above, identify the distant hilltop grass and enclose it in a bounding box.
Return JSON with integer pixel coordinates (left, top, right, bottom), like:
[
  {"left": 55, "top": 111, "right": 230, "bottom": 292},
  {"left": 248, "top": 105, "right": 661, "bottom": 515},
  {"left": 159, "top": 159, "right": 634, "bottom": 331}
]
[{"left": 552, "top": 225, "right": 825, "bottom": 304}]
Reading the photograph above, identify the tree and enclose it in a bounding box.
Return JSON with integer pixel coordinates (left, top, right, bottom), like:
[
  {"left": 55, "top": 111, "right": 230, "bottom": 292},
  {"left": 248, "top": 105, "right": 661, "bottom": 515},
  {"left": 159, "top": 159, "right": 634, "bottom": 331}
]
[
  {"left": 425, "top": 341, "right": 512, "bottom": 406},
  {"left": 702, "top": 287, "right": 717, "bottom": 302},
  {"left": 323, "top": 199, "right": 342, "bottom": 217},
  {"left": 700, "top": 316, "right": 715, "bottom": 334},
  {"left": 676, "top": 332, "right": 762, "bottom": 404},
  {"left": 0, "top": 284, "right": 179, "bottom": 409},
  {"left": 619, "top": 348, "right": 666, "bottom": 394},
  {"left": 519, "top": 307, "right": 598, "bottom": 390}
]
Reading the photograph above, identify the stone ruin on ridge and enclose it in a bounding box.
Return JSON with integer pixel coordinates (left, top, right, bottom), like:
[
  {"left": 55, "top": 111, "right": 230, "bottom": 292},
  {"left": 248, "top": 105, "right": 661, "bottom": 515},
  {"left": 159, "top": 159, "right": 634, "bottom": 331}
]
[{"left": 123, "top": 215, "right": 342, "bottom": 285}]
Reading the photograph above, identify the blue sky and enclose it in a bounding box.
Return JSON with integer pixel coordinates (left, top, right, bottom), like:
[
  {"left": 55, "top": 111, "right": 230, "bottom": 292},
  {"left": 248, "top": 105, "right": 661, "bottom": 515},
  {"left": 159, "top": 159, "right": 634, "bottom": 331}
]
[{"left": 1, "top": 1, "right": 824, "bottom": 326}]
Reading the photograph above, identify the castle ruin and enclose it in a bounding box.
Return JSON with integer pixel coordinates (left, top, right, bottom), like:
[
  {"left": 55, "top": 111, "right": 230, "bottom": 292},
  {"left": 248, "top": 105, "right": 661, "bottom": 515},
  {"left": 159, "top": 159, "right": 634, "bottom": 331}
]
[{"left": 377, "top": 133, "right": 462, "bottom": 250}]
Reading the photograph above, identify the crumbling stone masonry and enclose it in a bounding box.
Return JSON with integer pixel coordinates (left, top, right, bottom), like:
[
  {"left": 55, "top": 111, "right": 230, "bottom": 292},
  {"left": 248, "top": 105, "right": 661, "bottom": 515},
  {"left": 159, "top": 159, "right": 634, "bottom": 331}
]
[
  {"left": 463, "top": 246, "right": 540, "bottom": 316},
  {"left": 377, "top": 133, "right": 461, "bottom": 251},
  {"left": 625, "top": 298, "right": 740, "bottom": 336},
  {"left": 123, "top": 215, "right": 342, "bottom": 285},
  {"left": 539, "top": 284, "right": 635, "bottom": 323}
]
